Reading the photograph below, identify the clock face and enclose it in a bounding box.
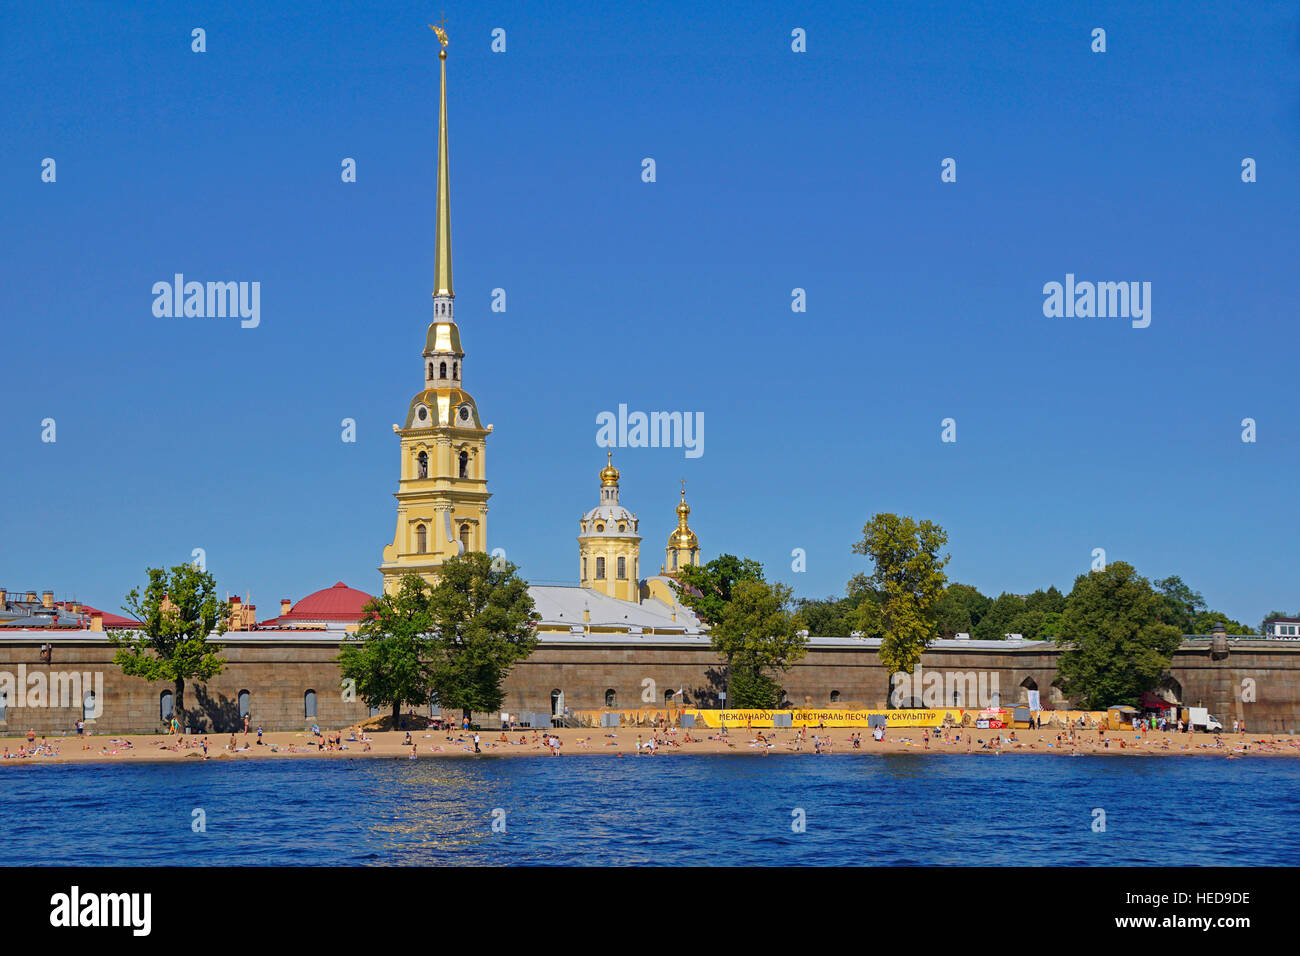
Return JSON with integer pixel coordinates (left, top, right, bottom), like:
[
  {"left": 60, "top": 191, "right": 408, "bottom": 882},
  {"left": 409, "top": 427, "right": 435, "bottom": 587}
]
[
  {"left": 458, "top": 404, "right": 471, "bottom": 423},
  {"left": 417, "top": 405, "right": 428, "bottom": 422}
]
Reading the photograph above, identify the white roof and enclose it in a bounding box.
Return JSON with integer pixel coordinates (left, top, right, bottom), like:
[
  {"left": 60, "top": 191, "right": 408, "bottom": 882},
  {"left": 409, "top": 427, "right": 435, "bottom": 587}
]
[{"left": 527, "top": 584, "right": 701, "bottom": 633}]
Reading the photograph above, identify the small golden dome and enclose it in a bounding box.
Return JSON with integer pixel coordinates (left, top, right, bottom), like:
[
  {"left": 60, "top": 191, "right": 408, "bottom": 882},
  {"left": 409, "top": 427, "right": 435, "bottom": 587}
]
[
  {"left": 667, "top": 480, "right": 697, "bottom": 550},
  {"left": 667, "top": 527, "right": 699, "bottom": 550},
  {"left": 599, "top": 450, "right": 620, "bottom": 486}
]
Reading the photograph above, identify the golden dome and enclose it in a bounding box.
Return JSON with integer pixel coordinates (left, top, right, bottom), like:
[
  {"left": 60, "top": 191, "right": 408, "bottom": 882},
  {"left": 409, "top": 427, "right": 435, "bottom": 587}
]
[
  {"left": 666, "top": 481, "right": 697, "bottom": 550},
  {"left": 599, "top": 451, "right": 620, "bottom": 486}
]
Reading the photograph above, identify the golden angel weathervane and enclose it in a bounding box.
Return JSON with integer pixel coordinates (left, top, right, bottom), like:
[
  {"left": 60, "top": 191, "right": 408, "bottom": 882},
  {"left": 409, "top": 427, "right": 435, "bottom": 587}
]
[{"left": 429, "top": 17, "right": 448, "bottom": 49}]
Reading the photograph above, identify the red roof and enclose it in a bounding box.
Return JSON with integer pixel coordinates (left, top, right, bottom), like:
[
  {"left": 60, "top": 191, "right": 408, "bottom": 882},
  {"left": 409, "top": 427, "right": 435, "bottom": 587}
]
[
  {"left": 59, "top": 602, "right": 142, "bottom": 629},
  {"left": 264, "top": 582, "right": 374, "bottom": 624}
]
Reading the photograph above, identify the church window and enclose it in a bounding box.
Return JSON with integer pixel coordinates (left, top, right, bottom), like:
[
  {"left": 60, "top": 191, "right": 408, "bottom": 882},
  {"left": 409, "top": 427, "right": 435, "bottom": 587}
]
[
  {"left": 605, "top": 689, "right": 617, "bottom": 708},
  {"left": 440, "top": 361, "right": 447, "bottom": 379},
  {"left": 595, "top": 523, "right": 604, "bottom": 533},
  {"left": 459, "top": 451, "right": 469, "bottom": 478},
  {"left": 417, "top": 451, "right": 428, "bottom": 478},
  {"left": 618, "top": 523, "right": 625, "bottom": 532},
  {"left": 427, "top": 362, "right": 434, "bottom": 379},
  {"left": 416, "top": 524, "right": 427, "bottom": 553},
  {"left": 460, "top": 523, "right": 471, "bottom": 552},
  {"left": 583, "top": 557, "right": 588, "bottom": 579},
  {"left": 671, "top": 551, "right": 678, "bottom": 570},
  {"left": 595, "top": 557, "right": 606, "bottom": 579},
  {"left": 617, "top": 556, "right": 626, "bottom": 579},
  {"left": 452, "top": 361, "right": 458, "bottom": 378}
]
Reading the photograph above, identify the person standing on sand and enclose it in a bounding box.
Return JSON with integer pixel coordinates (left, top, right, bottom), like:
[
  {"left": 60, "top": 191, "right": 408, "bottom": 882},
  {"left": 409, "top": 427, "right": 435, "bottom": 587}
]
[{"left": 473, "top": 732, "right": 481, "bottom": 754}]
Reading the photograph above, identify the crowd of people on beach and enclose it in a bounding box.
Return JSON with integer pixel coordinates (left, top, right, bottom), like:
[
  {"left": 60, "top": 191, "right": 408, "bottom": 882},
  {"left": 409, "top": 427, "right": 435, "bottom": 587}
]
[{"left": 7, "top": 712, "right": 1300, "bottom": 764}]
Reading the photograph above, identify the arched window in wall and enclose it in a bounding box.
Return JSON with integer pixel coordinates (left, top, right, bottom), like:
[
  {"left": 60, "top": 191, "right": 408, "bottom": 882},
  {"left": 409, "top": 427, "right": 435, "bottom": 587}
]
[
  {"left": 416, "top": 524, "right": 427, "bottom": 554},
  {"left": 159, "top": 690, "right": 174, "bottom": 723},
  {"left": 459, "top": 451, "right": 469, "bottom": 478},
  {"left": 452, "top": 361, "right": 458, "bottom": 379},
  {"left": 238, "top": 689, "right": 250, "bottom": 719},
  {"left": 427, "top": 362, "right": 435, "bottom": 380},
  {"left": 440, "top": 361, "right": 448, "bottom": 378},
  {"left": 417, "top": 451, "right": 428, "bottom": 478},
  {"left": 595, "top": 557, "right": 606, "bottom": 579},
  {"left": 605, "top": 689, "right": 617, "bottom": 707},
  {"left": 304, "top": 690, "right": 318, "bottom": 719},
  {"left": 459, "top": 524, "right": 471, "bottom": 553},
  {"left": 617, "top": 556, "right": 626, "bottom": 580},
  {"left": 582, "top": 557, "right": 588, "bottom": 580}
]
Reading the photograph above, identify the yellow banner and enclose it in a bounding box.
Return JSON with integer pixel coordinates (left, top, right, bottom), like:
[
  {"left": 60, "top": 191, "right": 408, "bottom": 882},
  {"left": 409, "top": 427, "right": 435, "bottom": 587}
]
[{"left": 689, "top": 709, "right": 964, "bottom": 729}]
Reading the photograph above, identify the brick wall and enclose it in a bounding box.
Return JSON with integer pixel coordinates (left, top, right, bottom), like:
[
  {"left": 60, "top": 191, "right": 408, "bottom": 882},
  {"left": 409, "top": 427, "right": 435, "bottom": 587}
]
[{"left": 0, "top": 636, "right": 1296, "bottom": 735}]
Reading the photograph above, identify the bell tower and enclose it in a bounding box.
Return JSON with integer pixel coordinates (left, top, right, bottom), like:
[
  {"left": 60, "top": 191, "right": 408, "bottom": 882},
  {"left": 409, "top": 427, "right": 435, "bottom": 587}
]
[{"left": 380, "top": 25, "right": 491, "bottom": 593}]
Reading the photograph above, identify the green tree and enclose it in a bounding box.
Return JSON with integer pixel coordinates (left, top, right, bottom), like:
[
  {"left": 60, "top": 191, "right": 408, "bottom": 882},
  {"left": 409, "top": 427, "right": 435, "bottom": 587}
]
[
  {"left": 1153, "top": 575, "right": 1206, "bottom": 633},
  {"left": 1024, "top": 586, "right": 1066, "bottom": 616},
  {"left": 792, "top": 593, "right": 862, "bottom": 637},
  {"left": 1191, "top": 610, "right": 1249, "bottom": 635},
  {"left": 338, "top": 573, "right": 438, "bottom": 726},
  {"left": 933, "top": 583, "right": 990, "bottom": 638},
  {"left": 709, "top": 578, "right": 806, "bottom": 707},
  {"left": 973, "top": 592, "right": 1027, "bottom": 641},
  {"left": 112, "top": 563, "right": 229, "bottom": 730},
  {"left": 673, "top": 554, "right": 765, "bottom": 626},
  {"left": 426, "top": 552, "right": 540, "bottom": 722},
  {"left": 851, "top": 514, "right": 950, "bottom": 675},
  {"left": 1055, "top": 562, "right": 1182, "bottom": 710}
]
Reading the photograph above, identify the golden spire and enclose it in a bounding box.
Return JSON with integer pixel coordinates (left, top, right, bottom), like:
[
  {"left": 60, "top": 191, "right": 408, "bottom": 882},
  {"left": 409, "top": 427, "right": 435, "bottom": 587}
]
[
  {"left": 430, "top": 21, "right": 453, "bottom": 298},
  {"left": 600, "top": 450, "right": 620, "bottom": 486}
]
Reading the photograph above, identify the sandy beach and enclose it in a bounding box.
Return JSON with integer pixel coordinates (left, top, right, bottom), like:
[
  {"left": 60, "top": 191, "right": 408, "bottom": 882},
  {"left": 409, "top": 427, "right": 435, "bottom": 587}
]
[{"left": 3, "top": 724, "right": 1298, "bottom": 766}]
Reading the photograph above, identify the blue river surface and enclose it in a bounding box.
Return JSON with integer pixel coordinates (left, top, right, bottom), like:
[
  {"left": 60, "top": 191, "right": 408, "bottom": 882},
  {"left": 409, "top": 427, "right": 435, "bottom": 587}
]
[{"left": 1, "top": 754, "right": 1297, "bottom": 866}]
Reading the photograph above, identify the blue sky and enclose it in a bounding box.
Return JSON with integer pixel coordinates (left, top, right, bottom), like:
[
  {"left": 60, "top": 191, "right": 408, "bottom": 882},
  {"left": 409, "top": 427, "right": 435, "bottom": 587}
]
[{"left": 2, "top": 1, "right": 1297, "bottom": 626}]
